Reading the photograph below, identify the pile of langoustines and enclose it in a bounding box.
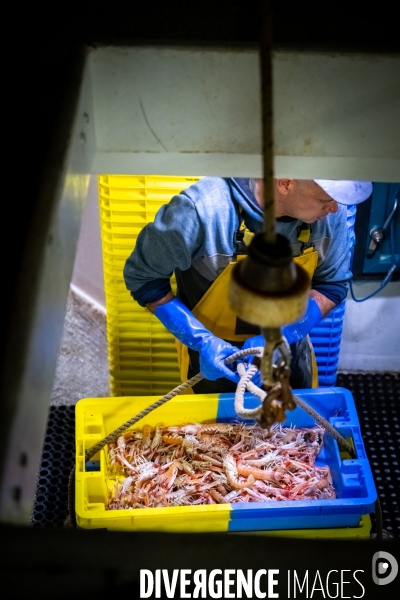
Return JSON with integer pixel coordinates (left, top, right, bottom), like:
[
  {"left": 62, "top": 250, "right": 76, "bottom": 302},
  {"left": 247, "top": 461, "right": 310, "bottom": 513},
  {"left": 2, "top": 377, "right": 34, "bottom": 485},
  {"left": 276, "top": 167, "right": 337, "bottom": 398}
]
[{"left": 105, "top": 421, "right": 335, "bottom": 510}]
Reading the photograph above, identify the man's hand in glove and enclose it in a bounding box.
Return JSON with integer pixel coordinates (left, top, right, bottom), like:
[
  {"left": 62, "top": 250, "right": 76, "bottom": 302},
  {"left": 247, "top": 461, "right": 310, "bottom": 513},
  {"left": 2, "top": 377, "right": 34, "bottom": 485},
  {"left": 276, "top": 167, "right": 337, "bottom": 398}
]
[{"left": 154, "top": 297, "right": 241, "bottom": 382}]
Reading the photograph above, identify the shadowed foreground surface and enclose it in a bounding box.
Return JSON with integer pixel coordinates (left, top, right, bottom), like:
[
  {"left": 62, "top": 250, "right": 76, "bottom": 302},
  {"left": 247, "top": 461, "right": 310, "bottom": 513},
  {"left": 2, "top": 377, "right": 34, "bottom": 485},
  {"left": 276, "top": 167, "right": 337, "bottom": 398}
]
[{"left": 1, "top": 523, "right": 399, "bottom": 599}]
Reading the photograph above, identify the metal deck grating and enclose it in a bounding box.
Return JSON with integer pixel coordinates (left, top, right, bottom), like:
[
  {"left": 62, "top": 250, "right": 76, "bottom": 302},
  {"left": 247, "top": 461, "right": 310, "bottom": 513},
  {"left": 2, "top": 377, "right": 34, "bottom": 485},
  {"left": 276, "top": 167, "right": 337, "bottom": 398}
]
[
  {"left": 31, "top": 405, "right": 75, "bottom": 528},
  {"left": 31, "top": 373, "right": 400, "bottom": 537},
  {"left": 336, "top": 372, "right": 400, "bottom": 537}
]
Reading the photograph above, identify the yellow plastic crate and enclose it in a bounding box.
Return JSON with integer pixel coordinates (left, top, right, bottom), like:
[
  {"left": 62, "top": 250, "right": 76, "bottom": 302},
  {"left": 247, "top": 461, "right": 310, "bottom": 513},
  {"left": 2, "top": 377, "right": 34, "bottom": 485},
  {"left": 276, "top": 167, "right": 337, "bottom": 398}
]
[
  {"left": 98, "top": 174, "right": 202, "bottom": 396},
  {"left": 75, "top": 393, "right": 226, "bottom": 532},
  {"left": 75, "top": 392, "right": 372, "bottom": 537}
]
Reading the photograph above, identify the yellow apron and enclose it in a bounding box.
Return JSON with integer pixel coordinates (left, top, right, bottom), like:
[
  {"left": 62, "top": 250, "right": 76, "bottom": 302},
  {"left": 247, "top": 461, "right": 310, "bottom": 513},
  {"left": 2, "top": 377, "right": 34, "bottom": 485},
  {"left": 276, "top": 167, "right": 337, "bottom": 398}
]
[{"left": 175, "top": 224, "right": 319, "bottom": 390}]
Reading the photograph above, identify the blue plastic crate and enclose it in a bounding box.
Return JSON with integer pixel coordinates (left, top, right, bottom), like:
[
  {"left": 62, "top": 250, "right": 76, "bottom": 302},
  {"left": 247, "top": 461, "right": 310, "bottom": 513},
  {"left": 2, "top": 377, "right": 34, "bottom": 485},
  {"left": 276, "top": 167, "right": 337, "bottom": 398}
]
[
  {"left": 310, "top": 205, "right": 357, "bottom": 385},
  {"left": 310, "top": 302, "right": 346, "bottom": 385},
  {"left": 216, "top": 386, "right": 377, "bottom": 531},
  {"left": 318, "top": 374, "right": 340, "bottom": 387},
  {"left": 76, "top": 387, "right": 376, "bottom": 532}
]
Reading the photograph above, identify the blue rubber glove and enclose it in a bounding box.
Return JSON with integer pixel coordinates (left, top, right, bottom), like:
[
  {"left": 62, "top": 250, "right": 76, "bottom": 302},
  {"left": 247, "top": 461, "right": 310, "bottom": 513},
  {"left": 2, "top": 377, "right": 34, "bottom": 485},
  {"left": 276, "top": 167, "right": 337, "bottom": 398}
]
[
  {"left": 240, "top": 298, "right": 323, "bottom": 385},
  {"left": 281, "top": 297, "right": 322, "bottom": 345},
  {"left": 154, "top": 298, "right": 241, "bottom": 382}
]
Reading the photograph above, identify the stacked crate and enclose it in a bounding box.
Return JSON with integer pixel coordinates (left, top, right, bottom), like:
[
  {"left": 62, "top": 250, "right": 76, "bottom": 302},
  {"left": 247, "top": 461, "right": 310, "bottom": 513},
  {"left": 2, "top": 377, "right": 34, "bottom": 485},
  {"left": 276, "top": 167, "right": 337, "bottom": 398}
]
[
  {"left": 309, "top": 301, "right": 347, "bottom": 386},
  {"left": 98, "top": 175, "right": 202, "bottom": 396},
  {"left": 309, "top": 204, "right": 357, "bottom": 386}
]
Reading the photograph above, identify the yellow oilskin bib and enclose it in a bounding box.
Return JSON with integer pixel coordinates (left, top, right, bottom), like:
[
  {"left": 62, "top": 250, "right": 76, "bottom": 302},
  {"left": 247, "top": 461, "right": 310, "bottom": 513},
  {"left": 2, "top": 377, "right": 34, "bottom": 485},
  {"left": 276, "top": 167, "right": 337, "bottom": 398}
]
[{"left": 175, "top": 226, "right": 319, "bottom": 390}]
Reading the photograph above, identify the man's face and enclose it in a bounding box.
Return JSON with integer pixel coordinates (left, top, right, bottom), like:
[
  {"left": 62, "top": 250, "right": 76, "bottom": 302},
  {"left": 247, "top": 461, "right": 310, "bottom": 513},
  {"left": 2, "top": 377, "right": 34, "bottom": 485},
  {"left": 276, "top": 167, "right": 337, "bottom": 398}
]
[
  {"left": 254, "top": 179, "right": 339, "bottom": 223},
  {"left": 288, "top": 180, "right": 339, "bottom": 223}
]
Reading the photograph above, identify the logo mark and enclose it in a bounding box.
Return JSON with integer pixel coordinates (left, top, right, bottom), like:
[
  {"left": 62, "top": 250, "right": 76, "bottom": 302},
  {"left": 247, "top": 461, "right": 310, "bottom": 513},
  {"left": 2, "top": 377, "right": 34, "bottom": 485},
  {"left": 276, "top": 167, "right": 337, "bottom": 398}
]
[{"left": 372, "top": 551, "right": 398, "bottom": 586}]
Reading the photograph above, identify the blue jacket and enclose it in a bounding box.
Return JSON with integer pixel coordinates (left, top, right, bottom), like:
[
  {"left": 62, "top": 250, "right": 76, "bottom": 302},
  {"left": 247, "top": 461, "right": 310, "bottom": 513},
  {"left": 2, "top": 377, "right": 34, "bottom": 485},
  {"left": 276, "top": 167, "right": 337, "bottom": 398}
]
[{"left": 123, "top": 177, "right": 351, "bottom": 309}]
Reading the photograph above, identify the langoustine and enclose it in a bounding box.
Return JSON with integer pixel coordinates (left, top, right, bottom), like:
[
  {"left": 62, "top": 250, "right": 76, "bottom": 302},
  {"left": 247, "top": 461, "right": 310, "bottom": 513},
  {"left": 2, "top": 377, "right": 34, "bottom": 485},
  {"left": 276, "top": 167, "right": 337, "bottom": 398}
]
[{"left": 106, "top": 422, "right": 335, "bottom": 510}]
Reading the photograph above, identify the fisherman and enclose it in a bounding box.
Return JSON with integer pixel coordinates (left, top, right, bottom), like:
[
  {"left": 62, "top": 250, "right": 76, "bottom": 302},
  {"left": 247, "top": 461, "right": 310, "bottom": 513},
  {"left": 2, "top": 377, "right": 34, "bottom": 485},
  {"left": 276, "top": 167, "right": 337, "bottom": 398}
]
[{"left": 123, "top": 178, "right": 372, "bottom": 392}]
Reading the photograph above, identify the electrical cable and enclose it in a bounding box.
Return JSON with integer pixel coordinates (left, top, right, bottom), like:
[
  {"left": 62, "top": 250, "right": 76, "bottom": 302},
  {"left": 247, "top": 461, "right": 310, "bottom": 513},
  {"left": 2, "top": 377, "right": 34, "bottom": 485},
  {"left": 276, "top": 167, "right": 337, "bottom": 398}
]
[
  {"left": 65, "top": 347, "right": 356, "bottom": 527},
  {"left": 349, "top": 205, "right": 399, "bottom": 303}
]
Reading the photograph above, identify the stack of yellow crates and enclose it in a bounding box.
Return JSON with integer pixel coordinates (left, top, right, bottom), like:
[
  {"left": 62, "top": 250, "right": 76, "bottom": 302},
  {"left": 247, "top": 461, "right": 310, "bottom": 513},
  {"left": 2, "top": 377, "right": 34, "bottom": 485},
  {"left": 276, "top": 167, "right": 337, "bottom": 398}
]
[{"left": 98, "top": 175, "right": 202, "bottom": 396}]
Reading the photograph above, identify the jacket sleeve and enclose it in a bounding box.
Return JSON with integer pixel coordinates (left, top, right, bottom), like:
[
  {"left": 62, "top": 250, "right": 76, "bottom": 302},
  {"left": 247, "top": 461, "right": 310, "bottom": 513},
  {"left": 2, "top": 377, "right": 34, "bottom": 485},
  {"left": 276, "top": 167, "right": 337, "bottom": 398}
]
[
  {"left": 311, "top": 281, "right": 348, "bottom": 305},
  {"left": 123, "top": 192, "right": 204, "bottom": 306},
  {"left": 312, "top": 206, "right": 353, "bottom": 288}
]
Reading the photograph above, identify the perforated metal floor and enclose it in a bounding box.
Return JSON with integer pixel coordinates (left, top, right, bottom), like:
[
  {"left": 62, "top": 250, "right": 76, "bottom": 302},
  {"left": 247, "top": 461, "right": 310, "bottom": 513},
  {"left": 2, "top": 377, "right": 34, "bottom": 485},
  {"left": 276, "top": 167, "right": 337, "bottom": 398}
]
[
  {"left": 336, "top": 372, "right": 400, "bottom": 537},
  {"left": 31, "top": 405, "right": 75, "bottom": 528},
  {"left": 31, "top": 373, "right": 400, "bottom": 537}
]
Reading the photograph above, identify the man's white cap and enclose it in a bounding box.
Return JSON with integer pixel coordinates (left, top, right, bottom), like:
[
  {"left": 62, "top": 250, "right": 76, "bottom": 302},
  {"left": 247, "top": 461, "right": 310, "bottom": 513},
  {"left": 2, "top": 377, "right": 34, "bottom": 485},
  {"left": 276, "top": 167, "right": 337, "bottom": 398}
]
[{"left": 313, "top": 180, "right": 373, "bottom": 205}]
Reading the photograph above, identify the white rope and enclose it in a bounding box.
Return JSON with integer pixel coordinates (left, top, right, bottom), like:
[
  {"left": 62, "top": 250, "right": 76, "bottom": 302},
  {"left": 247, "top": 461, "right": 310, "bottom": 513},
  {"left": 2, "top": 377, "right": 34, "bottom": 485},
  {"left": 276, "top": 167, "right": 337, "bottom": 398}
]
[
  {"left": 86, "top": 345, "right": 356, "bottom": 458},
  {"left": 232, "top": 351, "right": 356, "bottom": 458},
  {"left": 224, "top": 345, "right": 264, "bottom": 365},
  {"left": 234, "top": 362, "right": 265, "bottom": 420}
]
